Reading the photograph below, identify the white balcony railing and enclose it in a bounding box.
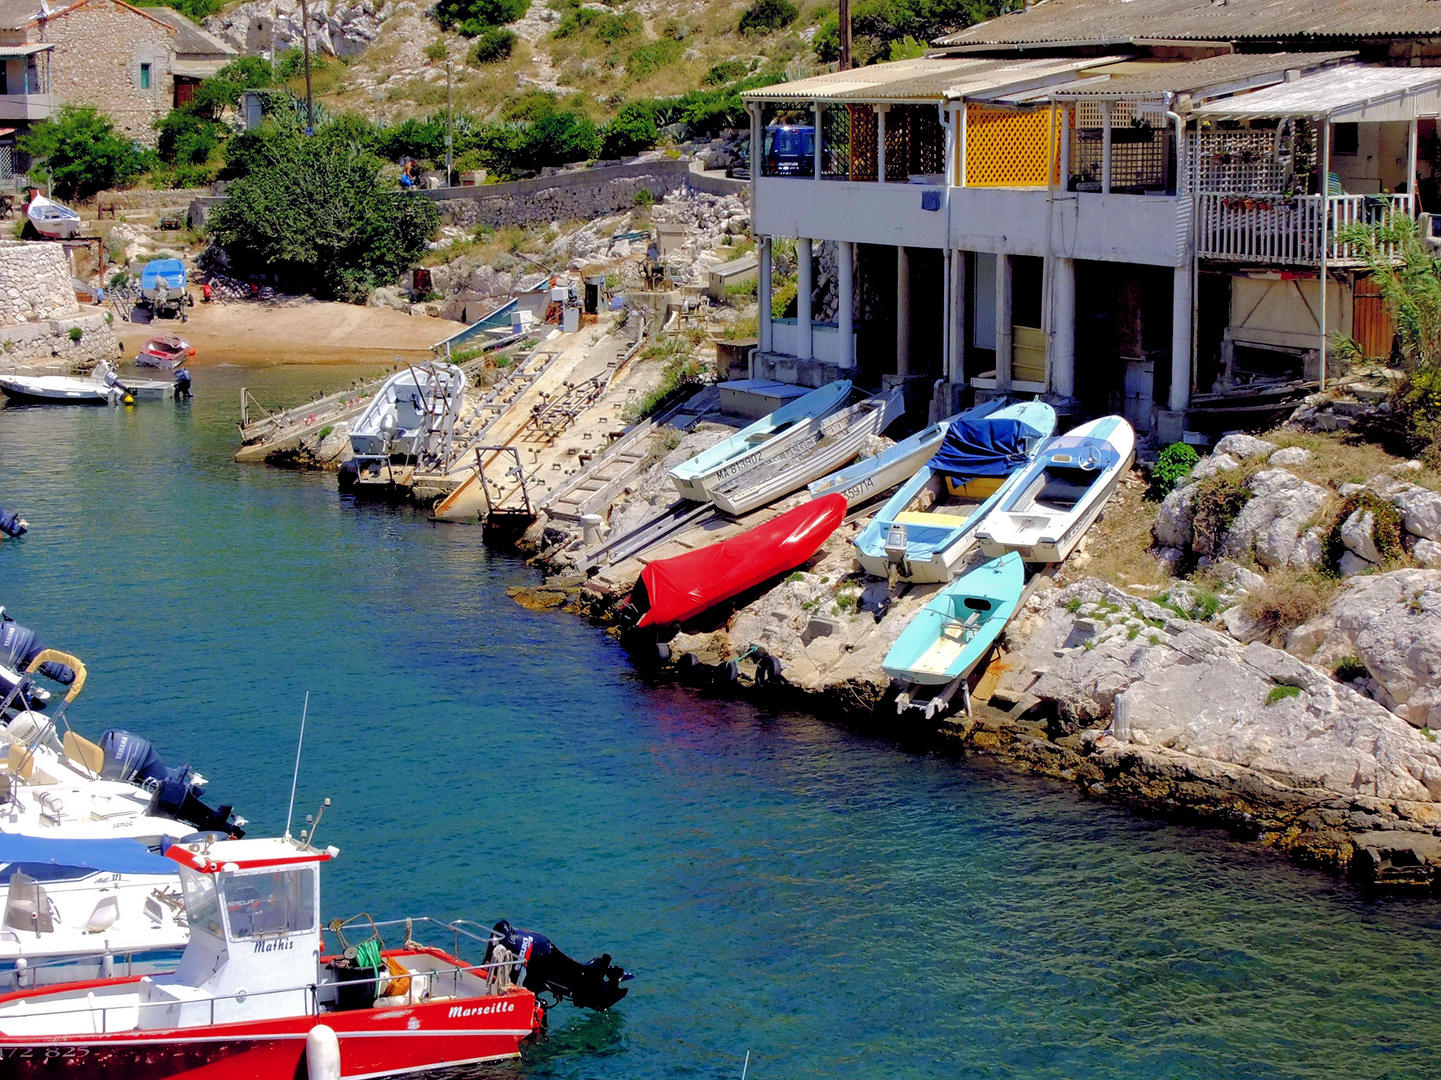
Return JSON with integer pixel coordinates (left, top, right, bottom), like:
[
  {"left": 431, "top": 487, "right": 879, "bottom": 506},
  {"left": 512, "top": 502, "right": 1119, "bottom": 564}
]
[
  {"left": 0, "top": 92, "right": 55, "bottom": 121},
  {"left": 1197, "top": 192, "right": 1413, "bottom": 265}
]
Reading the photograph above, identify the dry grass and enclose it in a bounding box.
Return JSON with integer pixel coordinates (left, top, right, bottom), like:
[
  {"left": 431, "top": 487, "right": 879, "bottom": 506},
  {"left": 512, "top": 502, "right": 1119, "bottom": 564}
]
[
  {"left": 1238, "top": 569, "right": 1339, "bottom": 646},
  {"left": 1055, "top": 473, "right": 1171, "bottom": 591},
  {"left": 1263, "top": 427, "right": 1441, "bottom": 493}
]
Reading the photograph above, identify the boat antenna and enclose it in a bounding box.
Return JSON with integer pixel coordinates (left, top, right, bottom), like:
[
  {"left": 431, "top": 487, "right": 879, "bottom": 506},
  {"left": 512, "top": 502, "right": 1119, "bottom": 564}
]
[
  {"left": 741, "top": 1050, "right": 750, "bottom": 1080},
  {"left": 284, "top": 690, "right": 309, "bottom": 841}
]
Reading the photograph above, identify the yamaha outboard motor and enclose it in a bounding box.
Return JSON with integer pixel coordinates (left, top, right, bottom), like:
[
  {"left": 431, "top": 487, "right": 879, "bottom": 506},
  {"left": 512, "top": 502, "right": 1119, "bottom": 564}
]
[
  {"left": 97, "top": 729, "right": 192, "bottom": 789},
  {"left": 146, "top": 778, "right": 245, "bottom": 838},
  {"left": 0, "top": 506, "right": 26, "bottom": 538},
  {"left": 0, "top": 613, "right": 73, "bottom": 685},
  {"left": 173, "top": 367, "right": 192, "bottom": 400},
  {"left": 485, "top": 920, "right": 631, "bottom": 1011}
]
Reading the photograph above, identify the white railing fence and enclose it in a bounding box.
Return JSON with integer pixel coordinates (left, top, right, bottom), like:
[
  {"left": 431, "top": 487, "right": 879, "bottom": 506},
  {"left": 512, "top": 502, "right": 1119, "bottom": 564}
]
[{"left": 1196, "top": 192, "right": 1413, "bottom": 264}]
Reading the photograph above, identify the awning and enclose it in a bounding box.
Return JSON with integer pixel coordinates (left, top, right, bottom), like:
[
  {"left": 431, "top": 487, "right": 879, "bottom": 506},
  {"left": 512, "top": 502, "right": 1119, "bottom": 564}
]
[
  {"left": 1193, "top": 66, "right": 1441, "bottom": 123},
  {"left": 0, "top": 43, "right": 54, "bottom": 58},
  {"left": 171, "top": 58, "right": 228, "bottom": 79}
]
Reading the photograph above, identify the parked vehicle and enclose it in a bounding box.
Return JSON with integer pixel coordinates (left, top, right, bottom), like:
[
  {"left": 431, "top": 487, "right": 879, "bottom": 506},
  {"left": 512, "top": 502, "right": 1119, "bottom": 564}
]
[{"left": 765, "top": 124, "right": 815, "bottom": 176}]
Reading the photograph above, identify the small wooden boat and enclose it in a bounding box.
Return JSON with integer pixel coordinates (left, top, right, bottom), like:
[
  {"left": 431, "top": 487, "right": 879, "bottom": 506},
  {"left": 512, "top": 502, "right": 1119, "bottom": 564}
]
[
  {"left": 136, "top": 334, "right": 194, "bottom": 369},
  {"left": 808, "top": 417, "right": 949, "bottom": 507},
  {"left": 882, "top": 552, "right": 1024, "bottom": 687},
  {"left": 974, "top": 415, "right": 1135, "bottom": 563},
  {"left": 708, "top": 387, "right": 903, "bottom": 516},
  {"left": 669, "top": 380, "right": 851, "bottom": 502},
  {"left": 0, "top": 833, "right": 630, "bottom": 1079},
  {"left": 630, "top": 494, "right": 847, "bottom": 628},
  {"left": 25, "top": 194, "right": 81, "bottom": 239},
  {"left": 854, "top": 400, "right": 1056, "bottom": 583}
]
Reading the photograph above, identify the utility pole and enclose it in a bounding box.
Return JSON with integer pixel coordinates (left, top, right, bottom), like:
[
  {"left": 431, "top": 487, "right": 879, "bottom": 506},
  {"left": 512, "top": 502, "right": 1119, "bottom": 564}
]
[
  {"left": 838, "top": 0, "right": 851, "bottom": 71},
  {"left": 445, "top": 56, "right": 453, "bottom": 187},
  {"left": 300, "top": 0, "right": 314, "bottom": 134}
]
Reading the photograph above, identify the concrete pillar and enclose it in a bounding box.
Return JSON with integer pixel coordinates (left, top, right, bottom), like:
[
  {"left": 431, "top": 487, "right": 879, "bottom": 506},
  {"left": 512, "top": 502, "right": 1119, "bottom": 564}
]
[
  {"left": 1051, "top": 256, "right": 1075, "bottom": 398},
  {"left": 1101, "top": 100, "right": 1113, "bottom": 194},
  {"left": 814, "top": 103, "right": 824, "bottom": 180},
  {"left": 876, "top": 105, "right": 889, "bottom": 183},
  {"left": 950, "top": 249, "right": 968, "bottom": 384},
  {"left": 941, "top": 248, "right": 952, "bottom": 390},
  {"left": 838, "top": 240, "right": 855, "bottom": 370},
  {"left": 1170, "top": 264, "right": 1192, "bottom": 413},
  {"left": 896, "top": 245, "right": 911, "bottom": 376},
  {"left": 797, "top": 236, "right": 813, "bottom": 361},
  {"left": 758, "top": 236, "right": 772, "bottom": 354},
  {"left": 995, "top": 253, "right": 1012, "bottom": 391}
]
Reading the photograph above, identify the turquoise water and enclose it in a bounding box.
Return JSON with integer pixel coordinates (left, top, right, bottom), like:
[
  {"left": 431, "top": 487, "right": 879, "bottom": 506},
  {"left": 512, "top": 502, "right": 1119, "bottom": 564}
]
[{"left": 2, "top": 364, "right": 1441, "bottom": 1080}]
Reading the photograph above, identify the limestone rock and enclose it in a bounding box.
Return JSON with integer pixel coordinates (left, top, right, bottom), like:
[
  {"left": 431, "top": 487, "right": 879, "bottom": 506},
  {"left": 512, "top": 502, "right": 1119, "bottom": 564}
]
[
  {"left": 1269, "top": 446, "right": 1312, "bottom": 467},
  {"left": 1189, "top": 452, "right": 1240, "bottom": 481},
  {"left": 1340, "top": 509, "right": 1383, "bottom": 565},
  {"left": 1215, "top": 433, "right": 1279, "bottom": 459},
  {"left": 1393, "top": 487, "right": 1441, "bottom": 542},
  {"left": 997, "top": 578, "right": 1441, "bottom": 803},
  {"left": 1292, "top": 527, "right": 1325, "bottom": 570},
  {"left": 1220, "top": 469, "right": 1330, "bottom": 570},
  {"left": 1416, "top": 538, "right": 1441, "bottom": 569},
  {"left": 1153, "top": 484, "right": 1194, "bottom": 548},
  {"left": 366, "top": 285, "right": 408, "bottom": 311},
  {"left": 1338, "top": 550, "right": 1377, "bottom": 577}
]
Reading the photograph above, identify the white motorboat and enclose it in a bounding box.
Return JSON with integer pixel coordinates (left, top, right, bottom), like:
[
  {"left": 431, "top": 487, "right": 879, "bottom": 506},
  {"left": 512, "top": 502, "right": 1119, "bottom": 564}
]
[
  {"left": 25, "top": 194, "right": 81, "bottom": 240},
  {"left": 0, "top": 360, "right": 175, "bottom": 405},
  {"left": 347, "top": 362, "right": 467, "bottom": 461},
  {"left": 669, "top": 380, "right": 851, "bottom": 502},
  {"left": 973, "top": 415, "right": 1136, "bottom": 564},
  {"left": 854, "top": 400, "right": 1057, "bottom": 583},
  {"left": 0, "top": 835, "right": 188, "bottom": 991},
  {"left": 709, "top": 387, "right": 904, "bottom": 516},
  {"left": 807, "top": 405, "right": 983, "bottom": 508}
]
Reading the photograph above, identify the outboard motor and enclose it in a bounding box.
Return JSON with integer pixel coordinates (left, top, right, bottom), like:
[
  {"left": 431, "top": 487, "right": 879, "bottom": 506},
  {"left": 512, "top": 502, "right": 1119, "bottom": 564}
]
[
  {"left": 97, "top": 729, "right": 192, "bottom": 789},
  {"left": 0, "top": 506, "right": 26, "bottom": 538},
  {"left": 146, "top": 777, "right": 245, "bottom": 838},
  {"left": 485, "top": 920, "right": 631, "bottom": 1011},
  {"left": 173, "top": 367, "right": 192, "bottom": 400},
  {"left": 0, "top": 613, "right": 74, "bottom": 685}
]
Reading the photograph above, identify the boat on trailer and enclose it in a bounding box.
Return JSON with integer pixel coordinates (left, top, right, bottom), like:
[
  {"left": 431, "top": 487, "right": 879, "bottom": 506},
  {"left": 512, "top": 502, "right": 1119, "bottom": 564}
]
[
  {"left": 853, "top": 400, "right": 1056, "bottom": 583},
  {"left": 340, "top": 362, "right": 467, "bottom": 493},
  {"left": 0, "top": 832, "right": 631, "bottom": 1078},
  {"left": 882, "top": 551, "right": 1024, "bottom": 719},
  {"left": 973, "top": 415, "right": 1135, "bottom": 564},
  {"left": 25, "top": 194, "right": 81, "bottom": 240},
  {"left": 669, "top": 380, "right": 851, "bottom": 503},
  {"left": 708, "top": 387, "right": 904, "bottom": 516}
]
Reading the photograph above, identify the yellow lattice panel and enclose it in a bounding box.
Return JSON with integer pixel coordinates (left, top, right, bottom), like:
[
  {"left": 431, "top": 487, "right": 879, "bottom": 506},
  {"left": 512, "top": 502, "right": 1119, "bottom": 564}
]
[{"left": 964, "top": 106, "right": 1062, "bottom": 188}]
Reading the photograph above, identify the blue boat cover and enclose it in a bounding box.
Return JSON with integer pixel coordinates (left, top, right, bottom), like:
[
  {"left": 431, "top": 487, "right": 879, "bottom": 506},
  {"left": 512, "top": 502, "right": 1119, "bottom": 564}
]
[
  {"left": 140, "top": 259, "right": 186, "bottom": 290},
  {"left": 926, "top": 418, "right": 1031, "bottom": 479},
  {"left": 0, "top": 834, "right": 175, "bottom": 875}
]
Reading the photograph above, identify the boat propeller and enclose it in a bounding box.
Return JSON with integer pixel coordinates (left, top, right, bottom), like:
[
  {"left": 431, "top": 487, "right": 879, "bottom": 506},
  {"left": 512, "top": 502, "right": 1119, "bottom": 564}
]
[{"left": 486, "top": 919, "right": 632, "bottom": 1011}]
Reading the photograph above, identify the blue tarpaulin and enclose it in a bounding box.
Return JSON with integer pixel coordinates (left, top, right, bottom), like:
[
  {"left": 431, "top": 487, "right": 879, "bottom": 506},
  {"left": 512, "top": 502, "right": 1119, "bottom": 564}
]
[
  {"left": 926, "top": 418, "right": 1030, "bottom": 479},
  {"left": 0, "top": 834, "right": 175, "bottom": 875},
  {"left": 140, "top": 259, "right": 186, "bottom": 292}
]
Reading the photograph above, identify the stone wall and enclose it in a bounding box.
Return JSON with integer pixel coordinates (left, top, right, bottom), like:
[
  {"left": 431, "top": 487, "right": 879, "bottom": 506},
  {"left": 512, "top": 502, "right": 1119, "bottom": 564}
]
[
  {"left": 0, "top": 311, "right": 120, "bottom": 373},
  {"left": 45, "top": 0, "right": 176, "bottom": 146},
  {"left": 425, "top": 160, "right": 693, "bottom": 229},
  {"left": 0, "top": 241, "right": 79, "bottom": 325},
  {"left": 93, "top": 187, "right": 209, "bottom": 211}
]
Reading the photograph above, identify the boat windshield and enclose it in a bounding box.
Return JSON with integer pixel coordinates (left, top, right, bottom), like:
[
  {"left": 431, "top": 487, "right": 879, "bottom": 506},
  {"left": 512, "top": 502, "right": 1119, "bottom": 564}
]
[
  {"left": 180, "top": 867, "right": 225, "bottom": 938},
  {"left": 220, "top": 868, "right": 316, "bottom": 938}
]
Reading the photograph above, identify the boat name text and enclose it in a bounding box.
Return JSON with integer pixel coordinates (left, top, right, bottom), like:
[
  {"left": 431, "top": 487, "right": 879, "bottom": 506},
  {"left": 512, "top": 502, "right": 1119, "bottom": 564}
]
[{"left": 449, "top": 1002, "right": 518, "bottom": 1017}]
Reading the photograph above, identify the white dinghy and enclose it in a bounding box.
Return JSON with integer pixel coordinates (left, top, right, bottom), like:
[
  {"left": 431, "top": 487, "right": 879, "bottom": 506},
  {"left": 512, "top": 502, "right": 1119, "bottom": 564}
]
[
  {"left": 25, "top": 194, "right": 81, "bottom": 240},
  {"left": 348, "top": 361, "right": 466, "bottom": 462},
  {"left": 973, "top": 415, "right": 1135, "bottom": 564},
  {"left": 0, "top": 361, "right": 174, "bottom": 405},
  {"left": 669, "top": 380, "right": 851, "bottom": 502}
]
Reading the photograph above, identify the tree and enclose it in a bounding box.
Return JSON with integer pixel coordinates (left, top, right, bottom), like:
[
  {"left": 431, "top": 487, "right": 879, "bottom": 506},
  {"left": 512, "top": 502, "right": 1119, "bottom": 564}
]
[
  {"left": 601, "top": 102, "right": 657, "bottom": 159},
  {"left": 20, "top": 105, "right": 150, "bottom": 199},
  {"left": 434, "top": 0, "right": 529, "bottom": 34},
  {"left": 739, "top": 0, "right": 797, "bottom": 34},
  {"left": 468, "top": 27, "right": 517, "bottom": 63},
  {"left": 207, "top": 124, "right": 438, "bottom": 302},
  {"left": 814, "top": 0, "right": 1012, "bottom": 64},
  {"left": 522, "top": 111, "right": 599, "bottom": 168}
]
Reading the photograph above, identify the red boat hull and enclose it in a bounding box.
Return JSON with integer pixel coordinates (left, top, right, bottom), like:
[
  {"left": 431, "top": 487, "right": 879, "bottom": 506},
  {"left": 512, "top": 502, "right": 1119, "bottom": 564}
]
[
  {"left": 634, "top": 494, "right": 847, "bottom": 627},
  {"left": 0, "top": 952, "right": 542, "bottom": 1079}
]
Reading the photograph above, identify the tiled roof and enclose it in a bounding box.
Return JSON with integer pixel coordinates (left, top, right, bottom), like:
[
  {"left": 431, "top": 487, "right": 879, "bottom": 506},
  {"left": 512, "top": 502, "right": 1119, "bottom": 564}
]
[
  {"left": 984, "top": 50, "right": 1357, "bottom": 101},
  {"left": 144, "top": 6, "right": 236, "bottom": 58}
]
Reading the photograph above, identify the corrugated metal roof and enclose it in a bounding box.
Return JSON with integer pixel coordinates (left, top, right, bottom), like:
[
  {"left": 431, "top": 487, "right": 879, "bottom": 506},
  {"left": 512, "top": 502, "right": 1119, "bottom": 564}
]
[
  {"left": 740, "top": 55, "right": 1116, "bottom": 103},
  {"left": 1192, "top": 65, "right": 1441, "bottom": 119},
  {"left": 145, "top": 7, "right": 237, "bottom": 58},
  {"left": 983, "top": 50, "right": 1355, "bottom": 101},
  {"left": 0, "top": 42, "right": 53, "bottom": 56},
  {"left": 935, "top": 0, "right": 1441, "bottom": 47}
]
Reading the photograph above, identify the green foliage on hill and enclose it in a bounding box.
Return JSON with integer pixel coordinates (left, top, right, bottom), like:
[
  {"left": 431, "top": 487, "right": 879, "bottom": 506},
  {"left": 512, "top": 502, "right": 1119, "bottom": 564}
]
[
  {"left": 436, "top": 0, "right": 529, "bottom": 35},
  {"left": 627, "top": 38, "right": 684, "bottom": 79},
  {"left": 600, "top": 101, "right": 658, "bottom": 158},
  {"left": 814, "top": 0, "right": 1012, "bottom": 65},
  {"left": 468, "top": 27, "right": 517, "bottom": 64},
  {"left": 133, "top": 0, "right": 224, "bottom": 24},
  {"left": 20, "top": 105, "right": 153, "bottom": 199},
  {"left": 738, "top": 0, "right": 797, "bottom": 34},
  {"left": 208, "top": 115, "right": 439, "bottom": 302}
]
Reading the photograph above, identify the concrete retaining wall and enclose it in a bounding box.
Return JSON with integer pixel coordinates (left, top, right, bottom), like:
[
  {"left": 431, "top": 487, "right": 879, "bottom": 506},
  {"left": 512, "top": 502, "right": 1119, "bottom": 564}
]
[
  {"left": 425, "top": 159, "right": 694, "bottom": 228},
  {"left": 0, "top": 311, "right": 121, "bottom": 372},
  {"left": 0, "top": 241, "right": 80, "bottom": 326},
  {"left": 96, "top": 187, "right": 210, "bottom": 211}
]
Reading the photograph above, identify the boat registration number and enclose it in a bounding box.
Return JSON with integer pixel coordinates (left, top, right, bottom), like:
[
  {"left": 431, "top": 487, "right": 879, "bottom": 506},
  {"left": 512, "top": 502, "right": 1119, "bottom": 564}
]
[{"left": 0, "top": 1047, "right": 91, "bottom": 1059}]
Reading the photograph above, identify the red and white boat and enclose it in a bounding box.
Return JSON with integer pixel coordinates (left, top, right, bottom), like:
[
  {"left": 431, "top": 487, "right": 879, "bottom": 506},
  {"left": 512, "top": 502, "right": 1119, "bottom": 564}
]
[
  {"left": 0, "top": 833, "right": 630, "bottom": 1078},
  {"left": 629, "top": 493, "right": 847, "bottom": 628},
  {"left": 136, "top": 335, "right": 195, "bottom": 369}
]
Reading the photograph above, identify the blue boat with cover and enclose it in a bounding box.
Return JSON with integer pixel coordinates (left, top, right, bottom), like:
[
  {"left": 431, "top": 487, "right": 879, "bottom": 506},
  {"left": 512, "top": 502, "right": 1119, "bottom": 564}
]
[{"left": 854, "top": 400, "right": 1055, "bottom": 583}]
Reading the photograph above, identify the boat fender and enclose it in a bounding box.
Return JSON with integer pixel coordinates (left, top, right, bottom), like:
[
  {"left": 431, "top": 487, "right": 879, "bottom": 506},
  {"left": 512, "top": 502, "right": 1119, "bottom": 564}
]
[
  {"left": 714, "top": 660, "right": 738, "bottom": 686},
  {"left": 655, "top": 642, "right": 671, "bottom": 663},
  {"left": 754, "top": 654, "right": 783, "bottom": 687},
  {"left": 305, "top": 1024, "right": 342, "bottom": 1080},
  {"left": 675, "top": 653, "right": 700, "bottom": 679}
]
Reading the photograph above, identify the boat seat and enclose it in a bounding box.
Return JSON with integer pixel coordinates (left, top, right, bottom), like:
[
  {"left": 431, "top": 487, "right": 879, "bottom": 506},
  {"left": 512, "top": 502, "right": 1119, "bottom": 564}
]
[
  {"left": 63, "top": 730, "right": 104, "bottom": 776},
  {"left": 895, "top": 511, "right": 971, "bottom": 528},
  {"left": 6, "top": 743, "right": 34, "bottom": 780}
]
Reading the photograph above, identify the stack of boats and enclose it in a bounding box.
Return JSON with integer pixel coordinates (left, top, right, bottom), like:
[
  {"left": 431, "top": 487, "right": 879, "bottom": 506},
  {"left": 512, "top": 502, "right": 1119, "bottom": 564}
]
[{"left": 0, "top": 609, "right": 631, "bottom": 1076}]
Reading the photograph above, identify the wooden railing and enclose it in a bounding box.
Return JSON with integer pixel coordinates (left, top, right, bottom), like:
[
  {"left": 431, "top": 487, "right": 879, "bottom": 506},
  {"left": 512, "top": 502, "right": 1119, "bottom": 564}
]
[{"left": 1196, "top": 192, "right": 1413, "bottom": 265}]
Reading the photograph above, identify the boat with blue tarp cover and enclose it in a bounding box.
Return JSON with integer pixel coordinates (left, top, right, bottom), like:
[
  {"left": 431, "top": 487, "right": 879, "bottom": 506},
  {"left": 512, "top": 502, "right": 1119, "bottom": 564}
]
[
  {"left": 807, "top": 405, "right": 983, "bottom": 508},
  {"left": 139, "top": 259, "right": 192, "bottom": 321},
  {"left": 974, "top": 415, "right": 1135, "bottom": 564},
  {"left": 854, "top": 400, "right": 1056, "bottom": 583}
]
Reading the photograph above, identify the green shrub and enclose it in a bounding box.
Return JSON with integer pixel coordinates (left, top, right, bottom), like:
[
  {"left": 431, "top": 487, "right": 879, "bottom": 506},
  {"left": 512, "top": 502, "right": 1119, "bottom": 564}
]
[
  {"left": 627, "top": 39, "right": 683, "bottom": 79},
  {"left": 1239, "top": 571, "right": 1338, "bottom": 647},
  {"left": 738, "top": 0, "right": 797, "bottom": 34},
  {"left": 1266, "top": 684, "right": 1302, "bottom": 706},
  {"left": 134, "top": 0, "right": 224, "bottom": 23},
  {"left": 1189, "top": 469, "right": 1252, "bottom": 554},
  {"left": 435, "top": 0, "right": 529, "bottom": 33},
  {"left": 601, "top": 102, "right": 658, "bottom": 158},
  {"left": 522, "top": 110, "right": 599, "bottom": 167},
  {"left": 1321, "top": 491, "right": 1405, "bottom": 574},
  {"left": 423, "top": 40, "right": 449, "bottom": 62},
  {"left": 633, "top": 187, "right": 655, "bottom": 207},
  {"left": 68, "top": 326, "right": 84, "bottom": 341},
  {"left": 771, "top": 279, "right": 797, "bottom": 319},
  {"left": 1150, "top": 441, "right": 1199, "bottom": 498},
  {"left": 704, "top": 60, "right": 749, "bottom": 86},
  {"left": 468, "top": 27, "right": 517, "bottom": 63},
  {"left": 1334, "top": 655, "right": 1369, "bottom": 682},
  {"left": 20, "top": 105, "right": 151, "bottom": 199}
]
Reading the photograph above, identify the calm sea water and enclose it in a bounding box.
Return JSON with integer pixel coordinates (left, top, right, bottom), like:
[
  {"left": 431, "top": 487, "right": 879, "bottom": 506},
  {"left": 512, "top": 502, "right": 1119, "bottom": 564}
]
[{"left": 2, "top": 363, "right": 1441, "bottom": 1080}]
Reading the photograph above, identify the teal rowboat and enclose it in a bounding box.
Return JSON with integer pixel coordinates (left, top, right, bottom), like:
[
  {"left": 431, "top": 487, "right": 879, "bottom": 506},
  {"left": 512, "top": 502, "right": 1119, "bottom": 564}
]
[{"left": 882, "top": 552, "right": 1024, "bottom": 688}]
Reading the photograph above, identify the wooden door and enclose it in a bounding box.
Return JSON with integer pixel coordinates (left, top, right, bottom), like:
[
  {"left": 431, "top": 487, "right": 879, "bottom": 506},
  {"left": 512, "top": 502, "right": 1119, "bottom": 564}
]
[{"left": 1353, "top": 275, "right": 1394, "bottom": 360}]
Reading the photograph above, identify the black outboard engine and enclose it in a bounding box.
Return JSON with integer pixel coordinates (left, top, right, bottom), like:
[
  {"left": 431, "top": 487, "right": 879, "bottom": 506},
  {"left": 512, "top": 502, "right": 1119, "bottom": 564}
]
[
  {"left": 147, "top": 778, "right": 245, "bottom": 838},
  {"left": 0, "top": 506, "right": 26, "bottom": 538},
  {"left": 486, "top": 920, "right": 631, "bottom": 1011},
  {"left": 0, "top": 612, "right": 73, "bottom": 685},
  {"left": 97, "top": 729, "right": 192, "bottom": 788},
  {"left": 173, "top": 367, "right": 192, "bottom": 400}
]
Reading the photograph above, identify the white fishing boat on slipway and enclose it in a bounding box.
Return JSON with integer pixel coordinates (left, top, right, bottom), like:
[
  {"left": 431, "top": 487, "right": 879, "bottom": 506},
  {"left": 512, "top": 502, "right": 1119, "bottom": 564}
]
[
  {"left": 973, "top": 415, "right": 1135, "bottom": 564},
  {"left": 854, "top": 400, "right": 1056, "bottom": 583},
  {"left": 670, "top": 380, "right": 851, "bottom": 503},
  {"left": 25, "top": 194, "right": 81, "bottom": 240},
  {"left": 708, "top": 387, "right": 905, "bottom": 516},
  {"left": 348, "top": 361, "right": 467, "bottom": 460}
]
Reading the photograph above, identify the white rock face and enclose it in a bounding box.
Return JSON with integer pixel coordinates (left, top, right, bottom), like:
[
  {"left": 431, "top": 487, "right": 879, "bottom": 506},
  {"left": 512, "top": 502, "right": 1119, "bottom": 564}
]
[
  {"left": 207, "top": 0, "right": 384, "bottom": 58},
  {"left": 999, "top": 579, "right": 1441, "bottom": 802},
  {"left": 1340, "top": 508, "right": 1382, "bottom": 565},
  {"left": 1269, "top": 446, "right": 1312, "bottom": 467},
  {"left": 1416, "top": 538, "right": 1441, "bottom": 569},
  {"left": 1338, "top": 550, "right": 1376, "bottom": 577},
  {"left": 1393, "top": 487, "right": 1441, "bottom": 542},
  {"left": 1153, "top": 484, "right": 1194, "bottom": 548},
  {"left": 1220, "top": 468, "right": 1330, "bottom": 569},
  {"left": 1292, "top": 526, "right": 1325, "bottom": 569},
  {"left": 1215, "top": 433, "right": 1279, "bottom": 459},
  {"left": 1307, "top": 569, "right": 1441, "bottom": 729},
  {"left": 1190, "top": 451, "right": 1240, "bottom": 480}
]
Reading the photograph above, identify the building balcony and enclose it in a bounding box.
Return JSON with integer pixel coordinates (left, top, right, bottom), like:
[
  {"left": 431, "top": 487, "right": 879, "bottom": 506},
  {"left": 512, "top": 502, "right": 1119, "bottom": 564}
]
[
  {"left": 950, "top": 187, "right": 1189, "bottom": 267},
  {"left": 0, "top": 92, "right": 54, "bottom": 121},
  {"left": 752, "top": 176, "right": 947, "bottom": 249},
  {"left": 1196, "top": 192, "right": 1412, "bottom": 267}
]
